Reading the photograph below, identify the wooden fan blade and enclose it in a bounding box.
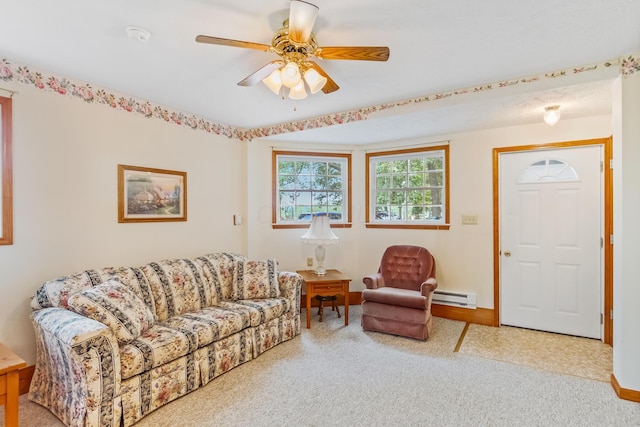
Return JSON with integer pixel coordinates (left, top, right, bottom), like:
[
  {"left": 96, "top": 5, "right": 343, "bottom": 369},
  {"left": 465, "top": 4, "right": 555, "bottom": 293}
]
[
  {"left": 306, "top": 61, "right": 339, "bottom": 94},
  {"left": 238, "top": 60, "right": 284, "bottom": 86},
  {"left": 316, "top": 46, "right": 390, "bottom": 61},
  {"left": 288, "top": 0, "right": 319, "bottom": 43},
  {"left": 195, "top": 35, "right": 271, "bottom": 52}
]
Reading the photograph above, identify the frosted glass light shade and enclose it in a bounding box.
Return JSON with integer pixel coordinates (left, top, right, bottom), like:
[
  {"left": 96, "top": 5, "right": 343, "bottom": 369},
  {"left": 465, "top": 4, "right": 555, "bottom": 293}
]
[
  {"left": 543, "top": 106, "right": 561, "bottom": 126},
  {"left": 281, "top": 62, "right": 302, "bottom": 88},
  {"left": 303, "top": 68, "right": 327, "bottom": 94},
  {"left": 288, "top": 0, "right": 319, "bottom": 43},
  {"left": 262, "top": 69, "right": 283, "bottom": 94},
  {"left": 289, "top": 80, "right": 308, "bottom": 100}
]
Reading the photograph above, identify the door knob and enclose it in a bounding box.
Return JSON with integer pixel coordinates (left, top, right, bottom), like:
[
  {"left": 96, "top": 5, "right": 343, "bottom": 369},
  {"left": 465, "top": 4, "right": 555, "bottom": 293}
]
[{"left": 504, "top": 250, "right": 511, "bottom": 257}]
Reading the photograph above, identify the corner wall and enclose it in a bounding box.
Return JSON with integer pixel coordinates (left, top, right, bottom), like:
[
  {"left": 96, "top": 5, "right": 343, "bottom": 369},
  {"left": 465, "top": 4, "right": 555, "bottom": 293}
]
[
  {"left": 0, "top": 82, "right": 247, "bottom": 363},
  {"left": 247, "top": 115, "right": 612, "bottom": 311},
  {"left": 612, "top": 74, "right": 640, "bottom": 396}
]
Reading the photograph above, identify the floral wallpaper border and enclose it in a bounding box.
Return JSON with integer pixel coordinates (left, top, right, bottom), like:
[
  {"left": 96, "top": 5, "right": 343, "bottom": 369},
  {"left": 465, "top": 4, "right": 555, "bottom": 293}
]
[{"left": 1, "top": 54, "right": 638, "bottom": 142}]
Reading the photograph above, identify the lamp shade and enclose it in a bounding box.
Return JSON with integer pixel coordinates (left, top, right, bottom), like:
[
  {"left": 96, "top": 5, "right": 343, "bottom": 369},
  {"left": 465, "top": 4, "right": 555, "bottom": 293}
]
[
  {"left": 263, "top": 69, "right": 283, "bottom": 94},
  {"left": 301, "top": 215, "right": 338, "bottom": 245},
  {"left": 281, "top": 62, "right": 302, "bottom": 88},
  {"left": 303, "top": 68, "right": 327, "bottom": 94},
  {"left": 289, "top": 80, "right": 308, "bottom": 100}
]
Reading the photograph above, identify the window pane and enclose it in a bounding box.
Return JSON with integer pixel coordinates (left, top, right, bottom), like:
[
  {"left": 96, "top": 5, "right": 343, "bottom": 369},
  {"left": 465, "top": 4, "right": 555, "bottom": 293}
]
[
  {"left": 312, "top": 175, "right": 327, "bottom": 190},
  {"left": 392, "top": 175, "right": 406, "bottom": 188},
  {"left": 408, "top": 173, "right": 423, "bottom": 187},
  {"left": 279, "top": 161, "right": 295, "bottom": 174},
  {"left": 376, "top": 176, "right": 390, "bottom": 189},
  {"left": 328, "top": 162, "right": 341, "bottom": 175},
  {"left": 296, "top": 174, "right": 311, "bottom": 189},
  {"left": 427, "top": 171, "right": 443, "bottom": 186},
  {"left": 392, "top": 160, "right": 407, "bottom": 173}
]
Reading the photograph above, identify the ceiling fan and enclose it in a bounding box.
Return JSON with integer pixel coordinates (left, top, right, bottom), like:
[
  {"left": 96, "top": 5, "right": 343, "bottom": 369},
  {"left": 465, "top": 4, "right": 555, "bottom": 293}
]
[{"left": 195, "top": 0, "right": 390, "bottom": 99}]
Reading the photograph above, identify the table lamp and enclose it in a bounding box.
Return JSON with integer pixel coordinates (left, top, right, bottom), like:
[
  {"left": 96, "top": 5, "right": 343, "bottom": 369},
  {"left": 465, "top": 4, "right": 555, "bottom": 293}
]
[{"left": 301, "top": 214, "right": 338, "bottom": 275}]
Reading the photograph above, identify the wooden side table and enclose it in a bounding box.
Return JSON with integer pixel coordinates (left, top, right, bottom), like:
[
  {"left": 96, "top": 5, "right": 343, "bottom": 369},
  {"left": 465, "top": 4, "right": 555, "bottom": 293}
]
[
  {"left": 0, "top": 343, "right": 27, "bottom": 427},
  {"left": 297, "top": 269, "right": 351, "bottom": 329}
]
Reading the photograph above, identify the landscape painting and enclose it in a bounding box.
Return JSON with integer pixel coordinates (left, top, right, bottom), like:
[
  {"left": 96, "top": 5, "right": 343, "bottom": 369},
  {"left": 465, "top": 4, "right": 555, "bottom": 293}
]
[{"left": 118, "top": 164, "right": 187, "bottom": 223}]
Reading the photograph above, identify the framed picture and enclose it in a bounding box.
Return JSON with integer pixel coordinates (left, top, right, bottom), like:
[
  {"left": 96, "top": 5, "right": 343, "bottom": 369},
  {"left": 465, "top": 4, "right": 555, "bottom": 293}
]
[{"left": 118, "top": 164, "right": 187, "bottom": 223}]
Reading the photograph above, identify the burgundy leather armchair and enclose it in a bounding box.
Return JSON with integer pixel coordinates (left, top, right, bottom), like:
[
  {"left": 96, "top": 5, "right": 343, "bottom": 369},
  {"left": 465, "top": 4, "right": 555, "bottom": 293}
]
[{"left": 361, "top": 245, "right": 438, "bottom": 340}]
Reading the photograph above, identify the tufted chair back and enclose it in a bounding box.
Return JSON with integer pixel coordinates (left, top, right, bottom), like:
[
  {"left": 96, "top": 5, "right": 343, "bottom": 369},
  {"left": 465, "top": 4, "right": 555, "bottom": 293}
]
[{"left": 379, "top": 245, "right": 436, "bottom": 291}]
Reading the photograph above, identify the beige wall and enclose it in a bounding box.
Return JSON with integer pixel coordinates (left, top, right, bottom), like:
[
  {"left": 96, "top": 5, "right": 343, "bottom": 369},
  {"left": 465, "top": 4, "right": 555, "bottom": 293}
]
[
  {"left": 612, "top": 74, "right": 640, "bottom": 392},
  {"left": 0, "top": 82, "right": 247, "bottom": 363},
  {"left": 247, "top": 114, "right": 612, "bottom": 310}
]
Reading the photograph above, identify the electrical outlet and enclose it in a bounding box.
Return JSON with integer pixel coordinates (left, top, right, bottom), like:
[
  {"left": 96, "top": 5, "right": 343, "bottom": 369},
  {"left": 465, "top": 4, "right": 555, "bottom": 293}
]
[
  {"left": 461, "top": 214, "right": 478, "bottom": 225},
  {"left": 306, "top": 257, "right": 314, "bottom": 267}
]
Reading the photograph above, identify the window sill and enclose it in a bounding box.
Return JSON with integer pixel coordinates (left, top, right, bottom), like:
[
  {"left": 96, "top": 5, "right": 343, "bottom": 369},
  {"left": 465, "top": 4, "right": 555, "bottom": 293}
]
[
  {"left": 365, "top": 223, "right": 450, "bottom": 230},
  {"left": 273, "top": 223, "right": 353, "bottom": 229}
]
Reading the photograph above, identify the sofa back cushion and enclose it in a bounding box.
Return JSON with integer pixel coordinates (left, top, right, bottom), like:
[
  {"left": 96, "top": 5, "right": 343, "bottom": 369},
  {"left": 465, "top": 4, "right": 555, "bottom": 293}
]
[
  {"left": 194, "top": 253, "right": 246, "bottom": 300},
  {"left": 31, "top": 266, "right": 155, "bottom": 312},
  {"left": 67, "top": 280, "right": 156, "bottom": 344},
  {"left": 140, "top": 259, "right": 211, "bottom": 321},
  {"left": 236, "top": 259, "right": 280, "bottom": 299}
]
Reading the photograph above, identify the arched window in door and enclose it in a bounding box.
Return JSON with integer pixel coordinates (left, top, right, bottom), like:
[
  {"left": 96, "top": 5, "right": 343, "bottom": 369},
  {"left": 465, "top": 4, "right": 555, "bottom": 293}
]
[{"left": 517, "top": 158, "right": 579, "bottom": 184}]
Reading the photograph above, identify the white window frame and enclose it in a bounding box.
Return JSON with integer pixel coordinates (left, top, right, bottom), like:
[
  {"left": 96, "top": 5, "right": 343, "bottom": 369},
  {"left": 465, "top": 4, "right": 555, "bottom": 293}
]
[
  {"left": 273, "top": 151, "right": 351, "bottom": 228},
  {"left": 366, "top": 145, "right": 449, "bottom": 229}
]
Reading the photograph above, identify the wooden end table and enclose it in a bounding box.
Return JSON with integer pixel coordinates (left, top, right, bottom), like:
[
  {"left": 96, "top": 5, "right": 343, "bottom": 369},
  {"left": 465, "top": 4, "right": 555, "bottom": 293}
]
[
  {"left": 297, "top": 269, "right": 351, "bottom": 329},
  {"left": 0, "top": 343, "right": 27, "bottom": 427}
]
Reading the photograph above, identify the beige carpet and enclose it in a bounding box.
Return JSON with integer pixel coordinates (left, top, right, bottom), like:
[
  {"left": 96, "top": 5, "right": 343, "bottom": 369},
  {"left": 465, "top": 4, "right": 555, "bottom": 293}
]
[
  {"left": 6, "top": 306, "right": 638, "bottom": 426},
  {"left": 457, "top": 323, "right": 613, "bottom": 382}
]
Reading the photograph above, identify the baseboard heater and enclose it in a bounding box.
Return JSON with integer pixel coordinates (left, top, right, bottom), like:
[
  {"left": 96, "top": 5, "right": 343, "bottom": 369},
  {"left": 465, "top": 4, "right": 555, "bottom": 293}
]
[{"left": 432, "top": 290, "right": 477, "bottom": 309}]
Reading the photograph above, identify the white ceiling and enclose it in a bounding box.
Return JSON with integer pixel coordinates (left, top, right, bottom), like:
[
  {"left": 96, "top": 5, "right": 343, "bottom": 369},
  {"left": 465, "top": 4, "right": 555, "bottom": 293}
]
[{"left": 1, "top": 0, "right": 639, "bottom": 144}]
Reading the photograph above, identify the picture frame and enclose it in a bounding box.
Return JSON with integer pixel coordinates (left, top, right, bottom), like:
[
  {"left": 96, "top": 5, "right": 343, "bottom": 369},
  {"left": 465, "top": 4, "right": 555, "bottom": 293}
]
[{"left": 118, "top": 164, "right": 187, "bottom": 223}]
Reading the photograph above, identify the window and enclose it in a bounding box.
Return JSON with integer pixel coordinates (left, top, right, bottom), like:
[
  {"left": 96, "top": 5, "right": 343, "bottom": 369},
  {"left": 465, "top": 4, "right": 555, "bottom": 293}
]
[
  {"left": 366, "top": 145, "right": 449, "bottom": 229},
  {"left": 273, "top": 151, "right": 351, "bottom": 228},
  {"left": 518, "top": 158, "right": 579, "bottom": 183},
  {"left": 0, "top": 95, "right": 12, "bottom": 245}
]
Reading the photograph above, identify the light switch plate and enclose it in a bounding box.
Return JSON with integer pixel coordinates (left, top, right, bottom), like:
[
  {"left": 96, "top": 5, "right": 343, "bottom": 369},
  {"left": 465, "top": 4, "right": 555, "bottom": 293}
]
[
  {"left": 306, "top": 257, "right": 314, "bottom": 267},
  {"left": 461, "top": 214, "right": 478, "bottom": 225}
]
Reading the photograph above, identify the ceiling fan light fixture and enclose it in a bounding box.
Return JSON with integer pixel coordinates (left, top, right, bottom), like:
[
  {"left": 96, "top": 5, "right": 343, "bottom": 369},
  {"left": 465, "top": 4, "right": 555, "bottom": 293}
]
[
  {"left": 263, "top": 69, "right": 283, "bottom": 94},
  {"left": 288, "top": 0, "right": 319, "bottom": 43},
  {"left": 289, "top": 80, "right": 308, "bottom": 100},
  {"left": 281, "top": 62, "right": 302, "bottom": 88},
  {"left": 543, "top": 105, "right": 561, "bottom": 126},
  {"left": 303, "top": 68, "right": 327, "bottom": 94}
]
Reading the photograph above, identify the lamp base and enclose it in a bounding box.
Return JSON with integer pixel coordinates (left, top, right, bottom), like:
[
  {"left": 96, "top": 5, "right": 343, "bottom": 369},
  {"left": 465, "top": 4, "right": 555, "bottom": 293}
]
[{"left": 313, "top": 266, "right": 327, "bottom": 276}]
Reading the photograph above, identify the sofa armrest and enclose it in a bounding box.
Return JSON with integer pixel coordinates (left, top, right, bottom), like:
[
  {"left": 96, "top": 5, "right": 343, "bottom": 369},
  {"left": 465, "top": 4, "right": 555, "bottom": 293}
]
[
  {"left": 278, "top": 271, "right": 303, "bottom": 314},
  {"left": 420, "top": 278, "right": 438, "bottom": 296},
  {"left": 30, "top": 308, "right": 122, "bottom": 427},
  {"left": 363, "top": 273, "right": 384, "bottom": 289}
]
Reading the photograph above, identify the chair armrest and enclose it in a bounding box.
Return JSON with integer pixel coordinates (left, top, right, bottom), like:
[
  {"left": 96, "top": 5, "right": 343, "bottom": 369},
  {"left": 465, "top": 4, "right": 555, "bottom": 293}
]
[
  {"left": 278, "top": 271, "right": 303, "bottom": 314},
  {"left": 363, "top": 273, "right": 385, "bottom": 289},
  {"left": 421, "top": 278, "right": 438, "bottom": 296},
  {"left": 29, "top": 308, "right": 122, "bottom": 427}
]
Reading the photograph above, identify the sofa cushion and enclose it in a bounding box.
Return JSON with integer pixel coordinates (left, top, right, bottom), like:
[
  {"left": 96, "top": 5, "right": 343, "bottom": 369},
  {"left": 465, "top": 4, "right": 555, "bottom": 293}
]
[
  {"left": 236, "top": 259, "right": 280, "bottom": 300},
  {"left": 194, "top": 253, "right": 246, "bottom": 301},
  {"left": 31, "top": 269, "right": 103, "bottom": 310},
  {"left": 218, "top": 299, "right": 290, "bottom": 327},
  {"left": 141, "top": 259, "right": 212, "bottom": 321},
  {"left": 161, "top": 307, "right": 250, "bottom": 349},
  {"left": 67, "top": 280, "right": 156, "bottom": 344},
  {"left": 119, "top": 324, "right": 194, "bottom": 379}
]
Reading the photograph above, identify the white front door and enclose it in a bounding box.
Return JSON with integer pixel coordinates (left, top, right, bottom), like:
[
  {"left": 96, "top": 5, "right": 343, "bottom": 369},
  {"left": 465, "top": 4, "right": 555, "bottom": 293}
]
[{"left": 500, "top": 145, "right": 602, "bottom": 339}]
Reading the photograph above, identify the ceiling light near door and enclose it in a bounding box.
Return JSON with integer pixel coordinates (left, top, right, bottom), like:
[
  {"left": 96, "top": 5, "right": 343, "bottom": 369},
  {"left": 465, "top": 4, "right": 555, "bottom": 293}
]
[
  {"left": 262, "top": 61, "right": 327, "bottom": 99},
  {"left": 543, "top": 105, "right": 561, "bottom": 126}
]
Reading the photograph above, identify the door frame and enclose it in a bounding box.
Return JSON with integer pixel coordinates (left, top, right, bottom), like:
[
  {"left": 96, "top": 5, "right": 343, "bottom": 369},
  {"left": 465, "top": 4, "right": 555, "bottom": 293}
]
[{"left": 492, "top": 137, "right": 613, "bottom": 344}]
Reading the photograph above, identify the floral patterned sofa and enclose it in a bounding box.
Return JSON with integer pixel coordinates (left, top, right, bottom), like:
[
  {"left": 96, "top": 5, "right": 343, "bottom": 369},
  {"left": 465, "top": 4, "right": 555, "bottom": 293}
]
[{"left": 28, "top": 253, "right": 302, "bottom": 427}]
